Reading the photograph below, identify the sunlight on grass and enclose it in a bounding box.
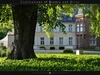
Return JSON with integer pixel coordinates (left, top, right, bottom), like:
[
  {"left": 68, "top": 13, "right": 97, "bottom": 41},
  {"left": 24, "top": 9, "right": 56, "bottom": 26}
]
[{"left": 0, "top": 53, "right": 100, "bottom": 71}]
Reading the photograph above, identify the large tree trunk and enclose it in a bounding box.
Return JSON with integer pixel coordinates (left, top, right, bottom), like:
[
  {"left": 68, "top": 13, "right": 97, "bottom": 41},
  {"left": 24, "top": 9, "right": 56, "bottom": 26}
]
[{"left": 7, "top": 5, "right": 37, "bottom": 60}]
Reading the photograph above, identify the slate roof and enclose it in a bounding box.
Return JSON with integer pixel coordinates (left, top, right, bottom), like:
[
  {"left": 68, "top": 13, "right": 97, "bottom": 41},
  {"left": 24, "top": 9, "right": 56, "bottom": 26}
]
[{"left": 58, "top": 9, "right": 78, "bottom": 22}]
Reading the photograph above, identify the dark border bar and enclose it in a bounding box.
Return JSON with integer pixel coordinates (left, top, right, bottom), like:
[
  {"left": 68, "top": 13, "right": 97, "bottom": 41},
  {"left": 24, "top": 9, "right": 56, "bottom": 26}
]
[
  {"left": 0, "top": 0, "right": 100, "bottom": 4},
  {"left": 0, "top": 71, "right": 100, "bottom": 75}
]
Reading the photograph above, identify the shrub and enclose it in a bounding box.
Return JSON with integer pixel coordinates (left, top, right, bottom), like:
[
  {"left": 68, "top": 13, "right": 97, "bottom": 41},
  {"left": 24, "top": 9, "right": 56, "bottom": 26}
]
[
  {"left": 6, "top": 48, "right": 11, "bottom": 57},
  {"left": 2, "top": 46, "right": 6, "bottom": 50},
  {"left": 1, "top": 51, "right": 6, "bottom": 57},
  {"left": 50, "top": 47, "right": 55, "bottom": 50},
  {"left": 39, "top": 46, "right": 45, "bottom": 50},
  {"left": 59, "top": 46, "right": 65, "bottom": 50},
  {"left": 0, "top": 46, "right": 3, "bottom": 51},
  {"left": 0, "top": 46, "right": 6, "bottom": 51},
  {"left": 63, "top": 48, "right": 73, "bottom": 53},
  {"left": 0, "top": 50, "right": 1, "bottom": 57}
]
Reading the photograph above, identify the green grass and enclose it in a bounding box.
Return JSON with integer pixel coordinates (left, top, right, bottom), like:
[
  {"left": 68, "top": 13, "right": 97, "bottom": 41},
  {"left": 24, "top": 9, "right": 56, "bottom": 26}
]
[{"left": 0, "top": 53, "right": 100, "bottom": 71}]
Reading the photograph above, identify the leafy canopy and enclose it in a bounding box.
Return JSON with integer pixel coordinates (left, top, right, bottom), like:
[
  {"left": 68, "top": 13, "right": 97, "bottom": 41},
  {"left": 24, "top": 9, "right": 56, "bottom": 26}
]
[
  {"left": 0, "top": 4, "right": 13, "bottom": 39},
  {"left": 0, "top": 4, "right": 100, "bottom": 39}
]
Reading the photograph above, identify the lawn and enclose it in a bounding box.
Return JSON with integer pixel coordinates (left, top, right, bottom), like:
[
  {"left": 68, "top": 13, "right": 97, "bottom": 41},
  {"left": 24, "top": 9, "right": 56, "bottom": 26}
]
[{"left": 0, "top": 53, "right": 100, "bottom": 71}]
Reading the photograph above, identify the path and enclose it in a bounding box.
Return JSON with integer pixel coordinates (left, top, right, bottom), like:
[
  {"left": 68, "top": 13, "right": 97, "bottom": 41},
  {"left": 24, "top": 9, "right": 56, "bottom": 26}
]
[{"left": 34, "top": 50, "right": 100, "bottom": 54}]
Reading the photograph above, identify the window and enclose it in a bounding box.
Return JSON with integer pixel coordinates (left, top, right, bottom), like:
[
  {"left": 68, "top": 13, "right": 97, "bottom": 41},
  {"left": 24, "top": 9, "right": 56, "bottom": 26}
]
[
  {"left": 77, "top": 24, "right": 84, "bottom": 32},
  {"left": 77, "top": 24, "right": 80, "bottom": 32},
  {"left": 59, "top": 27, "right": 62, "bottom": 32},
  {"left": 80, "top": 24, "right": 83, "bottom": 32},
  {"left": 90, "top": 36, "right": 96, "bottom": 46},
  {"left": 50, "top": 38, "right": 54, "bottom": 45},
  {"left": 69, "top": 37, "right": 73, "bottom": 45},
  {"left": 69, "top": 25, "right": 72, "bottom": 32},
  {"left": 59, "top": 37, "right": 63, "bottom": 45},
  {"left": 40, "top": 26, "right": 43, "bottom": 32},
  {"left": 40, "top": 37, "right": 44, "bottom": 45}
]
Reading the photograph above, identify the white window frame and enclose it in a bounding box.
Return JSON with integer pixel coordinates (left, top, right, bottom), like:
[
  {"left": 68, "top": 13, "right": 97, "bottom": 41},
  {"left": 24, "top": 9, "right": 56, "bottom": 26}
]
[
  {"left": 40, "top": 37, "right": 44, "bottom": 45},
  {"left": 50, "top": 38, "right": 54, "bottom": 45},
  {"left": 69, "top": 37, "right": 73, "bottom": 45},
  {"left": 69, "top": 24, "right": 72, "bottom": 32},
  {"left": 59, "top": 37, "right": 63, "bottom": 45},
  {"left": 90, "top": 36, "right": 96, "bottom": 46}
]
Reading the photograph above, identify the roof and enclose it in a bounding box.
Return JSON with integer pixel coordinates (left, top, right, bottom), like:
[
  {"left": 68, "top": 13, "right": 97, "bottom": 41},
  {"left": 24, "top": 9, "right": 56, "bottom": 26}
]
[{"left": 37, "top": 9, "right": 78, "bottom": 23}]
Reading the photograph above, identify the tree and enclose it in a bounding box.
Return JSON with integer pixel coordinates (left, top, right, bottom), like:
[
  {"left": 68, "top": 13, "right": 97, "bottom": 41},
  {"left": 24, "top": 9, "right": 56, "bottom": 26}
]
[
  {"left": 0, "top": 4, "right": 13, "bottom": 39},
  {"left": 0, "top": 4, "right": 68, "bottom": 59},
  {"left": 0, "top": 4, "right": 100, "bottom": 59},
  {"left": 88, "top": 4, "right": 100, "bottom": 37}
]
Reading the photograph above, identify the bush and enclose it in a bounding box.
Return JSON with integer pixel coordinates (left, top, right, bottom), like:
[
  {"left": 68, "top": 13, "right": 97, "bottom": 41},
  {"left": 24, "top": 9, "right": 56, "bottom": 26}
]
[
  {"left": 39, "top": 46, "right": 45, "bottom": 50},
  {"left": 1, "top": 51, "right": 6, "bottom": 57},
  {"left": 6, "top": 48, "right": 11, "bottom": 57},
  {"left": 2, "top": 46, "right": 6, "bottom": 50},
  {"left": 0, "top": 48, "right": 10, "bottom": 57},
  {"left": 0, "top": 46, "right": 3, "bottom": 51},
  {"left": 0, "top": 50, "right": 1, "bottom": 57},
  {"left": 63, "top": 48, "right": 73, "bottom": 53},
  {"left": 0, "top": 46, "right": 6, "bottom": 51},
  {"left": 59, "top": 46, "right": 65, "bottom": 50},
  {"left": 50, "top": 47, "right": 55, "bottom": 50}
]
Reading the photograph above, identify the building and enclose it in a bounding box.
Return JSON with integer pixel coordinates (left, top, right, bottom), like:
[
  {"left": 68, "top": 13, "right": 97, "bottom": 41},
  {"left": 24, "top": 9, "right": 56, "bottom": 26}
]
[
  {"left": 75, "top": 8, "right": 100, "bottom": 49},
  {"left": 0, "top": 8, "right": 100, "bottom": 50}
]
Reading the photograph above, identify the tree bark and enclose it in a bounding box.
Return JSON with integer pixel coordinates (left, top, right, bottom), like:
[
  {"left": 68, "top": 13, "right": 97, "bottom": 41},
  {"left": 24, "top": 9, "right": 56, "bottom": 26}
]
[{"left": 7, "top": 5, "right": 37, "bottom": 60}]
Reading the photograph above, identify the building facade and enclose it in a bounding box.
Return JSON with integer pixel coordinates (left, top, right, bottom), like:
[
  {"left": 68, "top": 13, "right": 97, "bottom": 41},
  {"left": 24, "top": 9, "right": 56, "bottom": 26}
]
[{"left": 0, "top": 8, "right": 100, "bottom": 50}]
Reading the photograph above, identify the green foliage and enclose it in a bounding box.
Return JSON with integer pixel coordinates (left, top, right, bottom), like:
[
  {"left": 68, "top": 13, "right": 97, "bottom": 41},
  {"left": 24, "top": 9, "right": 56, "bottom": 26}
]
[
  {"left": 0, "top": 4, "right": 99, "bottom": 38},
  {"left": 0, "top": 46, "right": 6, "bottom": 50},
  {"left": 1, "top": 51, "right": 6, "bottom": 57},
  {"left": 59, "top": 46, "right": 65, "bottom": 50},
  {"left": 1, "top": 54, "right": 100, "bottom": 71},
  {"left": 0, "top": 50, "right": 1, "bottom": 57},
  {"left": 0, "top": 46, "right": 3, "bottom": 51},
  {"left": 0, "top": 4, "right": 13, "bottom": 39},
  {"left": 63, "top": 48, "right": 73, "bottom": 53},
  {"left": 88, "top": 4, "right": 100, "bottom": 37},
  {"left": 38, "top": 4, "right": 67, "bottom": 38},
  {"left": 0, "top": 48, "right": 11, "bottom": 57},
  {"left": 82, "top": 47, "right": 100, "bottom": 51},
  {"left": 50, "top": 47, "right": 55, "bottom": 50},
  {"left": 2, "top": 46, "right": 6, "bottom": 50},
  {"left": 39, "top": 46, "right": 45, "bottom": 50},
  {"left": 6, "top": 48, "right": 11, "bottom": 57}
]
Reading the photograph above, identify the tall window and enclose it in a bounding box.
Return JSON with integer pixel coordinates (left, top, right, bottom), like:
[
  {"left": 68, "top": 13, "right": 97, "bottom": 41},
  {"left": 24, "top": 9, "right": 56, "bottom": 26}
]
[
  {"left": 59, "top": 27, "right": 62, "bottom": 32},
  {"left": 77, "top": 24, "right": 80, "bottom": 32},
  {"left": 40, "top": 37, "right": 44, "bottom": 45},
  {"left": 69, "top": 37, "right": 73, "bottom": 45},
  {"left": 80, "top": 24, "right": 83, "bottom": 32},
  {"left": 40, "top": 26, "right": 43, "bottom": 32},
  {"left": 69, "top": 25, "right": 72, "bottom": 32},
  {"left": 50, "top": 38, "right": 54, "bottom": 45},
  {"left": 90, "top": 36, "right": 96, "bottom": 46},
  {"left": 59, "top": 37, "right": 63, "bottom": 45}
]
